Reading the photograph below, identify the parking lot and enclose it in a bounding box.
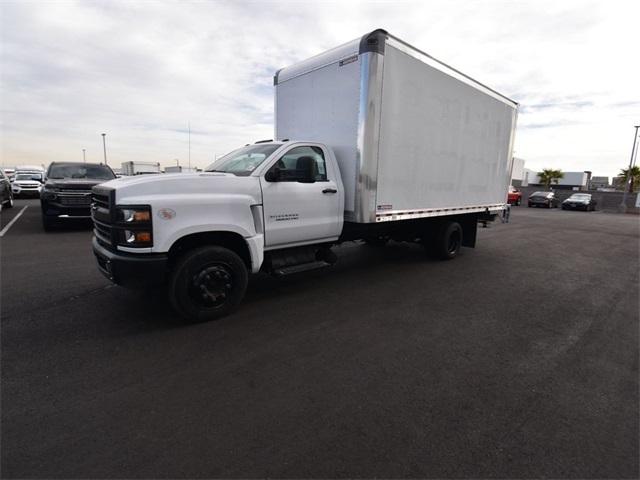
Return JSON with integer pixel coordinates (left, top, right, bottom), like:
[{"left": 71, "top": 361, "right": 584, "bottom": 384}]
[{"left": 1, "top": 199, "right": 638, "bottom": 478}]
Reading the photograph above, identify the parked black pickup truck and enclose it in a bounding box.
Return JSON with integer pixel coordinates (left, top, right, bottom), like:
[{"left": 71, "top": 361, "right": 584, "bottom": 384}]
[{"left": 40, "top": 162, "right": 115, "bottom": 230}]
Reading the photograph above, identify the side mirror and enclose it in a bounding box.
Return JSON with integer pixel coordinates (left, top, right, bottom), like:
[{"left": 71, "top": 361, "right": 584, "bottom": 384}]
[{"left": 265, "top": 167, "right": 280, "bottom": 182}]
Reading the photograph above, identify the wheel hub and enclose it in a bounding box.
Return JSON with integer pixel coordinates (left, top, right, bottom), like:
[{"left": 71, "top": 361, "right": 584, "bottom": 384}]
[{"left": 190, "top": 265, "right": 233, "bottom": 308}]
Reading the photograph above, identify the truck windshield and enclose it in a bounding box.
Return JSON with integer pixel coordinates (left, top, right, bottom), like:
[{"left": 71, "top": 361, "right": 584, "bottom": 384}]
[
  {"left": 48, "top": 164, "right": 115, "bottom": 180},
  {"left": 205, "top": 144, "right": 280, "bottom": 176},
  {"left": 16, "top": 173, "right": 43, "bottom": 182}
]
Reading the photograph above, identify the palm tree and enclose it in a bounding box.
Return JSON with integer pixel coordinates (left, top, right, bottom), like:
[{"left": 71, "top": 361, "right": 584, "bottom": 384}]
[
  {"left": 618, "top": 166, "right": 640, "bottom": 192},
  {"left": 537, "top": 169, "right": 564, "bottom": 189}
]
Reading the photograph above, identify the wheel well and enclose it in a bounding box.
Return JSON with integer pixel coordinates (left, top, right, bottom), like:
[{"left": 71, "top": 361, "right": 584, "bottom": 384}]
[{"left": 168, "top": 231, "right": 252, "bottom": 269}]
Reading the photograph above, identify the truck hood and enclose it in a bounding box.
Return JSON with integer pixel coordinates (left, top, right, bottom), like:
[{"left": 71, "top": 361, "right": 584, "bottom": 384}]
[
  {"left": 100, "top": 172, "right": 262, "bottom": 205},
  {"left": 46, "top": 178, "right": 108, "bottom": 190}
]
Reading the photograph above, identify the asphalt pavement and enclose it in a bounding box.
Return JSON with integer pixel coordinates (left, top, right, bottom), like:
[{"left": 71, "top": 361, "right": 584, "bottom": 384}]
[{"left": 1, "top": 199, "right": 638, "bottom": 478}]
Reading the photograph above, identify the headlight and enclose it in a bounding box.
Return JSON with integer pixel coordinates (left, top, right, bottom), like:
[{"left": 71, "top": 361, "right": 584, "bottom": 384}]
[
  {"left": 116, "top": 206, "right": 152, "bottom": 247},
  {"left": 117, "top": 206, "right": 151, "bottom": 223},
  {"left": 41, "top": 185, "right": 57, "bottom": 199}
]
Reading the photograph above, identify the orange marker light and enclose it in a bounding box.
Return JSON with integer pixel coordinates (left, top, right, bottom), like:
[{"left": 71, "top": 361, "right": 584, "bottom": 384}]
[
  {"left": 136, "top": 232, "right": 152, "bottom": 243},
  {"left": 133, "top": 211, "right": 151, "bottom": 222}
]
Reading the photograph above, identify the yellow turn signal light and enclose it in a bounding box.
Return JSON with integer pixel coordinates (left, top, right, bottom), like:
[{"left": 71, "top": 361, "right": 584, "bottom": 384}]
[
  {"left": 132, "top": 211, "right": 150, "bottom": 222},
  {"left": 125, "top": 230, "right": 152, "bottom": 244}
]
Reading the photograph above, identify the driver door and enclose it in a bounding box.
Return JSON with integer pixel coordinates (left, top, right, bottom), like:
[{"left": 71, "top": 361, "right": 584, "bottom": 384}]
[{"left": 260, "top": 145, "right": 341, "bottom": 248}]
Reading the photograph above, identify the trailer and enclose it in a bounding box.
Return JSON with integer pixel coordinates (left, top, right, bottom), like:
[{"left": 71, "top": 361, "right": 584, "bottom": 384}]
[
  {"left": 164, "top": 166, "right": 198, "bottom": 174},
  {"left": 121, "top": 161, "right": 161, "bottom": 176}
]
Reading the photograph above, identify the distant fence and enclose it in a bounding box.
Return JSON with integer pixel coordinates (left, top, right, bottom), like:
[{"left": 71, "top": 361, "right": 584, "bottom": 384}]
[{"left": 516, "top": 186, "right": 639, "bottom": 213}]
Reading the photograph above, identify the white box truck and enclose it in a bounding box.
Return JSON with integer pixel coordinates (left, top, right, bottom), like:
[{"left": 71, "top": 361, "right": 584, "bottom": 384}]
[
  {"left": 91, "top": 29, "right": 518, "bottom": 321},
  {"left": 121, "top": 161, "right": 161, "bottom": 176}
]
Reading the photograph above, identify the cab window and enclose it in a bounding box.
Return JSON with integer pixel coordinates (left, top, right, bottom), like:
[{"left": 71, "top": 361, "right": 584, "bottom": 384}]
[{"left": 271, "top": 146, "right": 327, "bottom": 182}]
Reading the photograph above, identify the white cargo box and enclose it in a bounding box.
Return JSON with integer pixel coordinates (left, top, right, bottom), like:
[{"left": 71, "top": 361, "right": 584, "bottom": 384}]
[
  {"left": 275, "top": 29, "right": 518, "bottom": 223},
  {"left": 121, "top": 161, "right": 161, "bottom": 176}
]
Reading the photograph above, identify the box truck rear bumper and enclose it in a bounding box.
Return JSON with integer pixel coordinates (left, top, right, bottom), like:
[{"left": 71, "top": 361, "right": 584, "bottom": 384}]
[{"left": 93, "top": 237, "right": 168, "bottom": 287}]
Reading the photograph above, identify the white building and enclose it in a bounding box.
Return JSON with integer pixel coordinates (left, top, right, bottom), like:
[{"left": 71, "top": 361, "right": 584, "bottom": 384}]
[
  {"left": 523, "top": 170, "right": 589, "bottom": 190},
  {"left": 511, "top": 157, "right": 525, "bottom": 186}
]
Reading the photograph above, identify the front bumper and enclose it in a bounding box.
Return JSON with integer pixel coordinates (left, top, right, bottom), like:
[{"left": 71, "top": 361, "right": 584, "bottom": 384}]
[
  {"left": 42, "top": 200, "right": 92, "bottom": 218},
  {"left": 92, "top": 237, "right": 168, "bottom": 287},
  {"left": 562, "top": 203, "right": 589, "bottom": 210},
  {"left": 13, "top": 187, "right": 41, "bottom": 196}
]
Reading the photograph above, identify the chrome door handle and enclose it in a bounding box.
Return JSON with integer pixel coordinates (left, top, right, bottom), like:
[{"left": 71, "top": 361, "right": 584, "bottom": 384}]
[{"left": 322, "top": 188, "right": 337, "bottom": 194}]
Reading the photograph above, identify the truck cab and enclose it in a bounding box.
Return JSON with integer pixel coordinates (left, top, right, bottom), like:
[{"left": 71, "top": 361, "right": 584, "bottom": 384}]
[{"left": 92, "top": 141, "right": 345, "bottom": 320}]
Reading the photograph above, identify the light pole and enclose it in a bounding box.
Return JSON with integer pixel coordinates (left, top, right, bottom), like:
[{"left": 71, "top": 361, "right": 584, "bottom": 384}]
[
  {"left": 82, "top": 149, "right": 86, "bottom": 163},
  {"left": 101, "top": 133, "right": 108, "bottom": 166},
  {"left": 620, "top": 125, "right": 640, "bottom": 212}
]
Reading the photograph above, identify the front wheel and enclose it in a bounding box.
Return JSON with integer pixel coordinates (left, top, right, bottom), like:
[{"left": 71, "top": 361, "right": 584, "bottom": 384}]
[
  {"left": 3, "top": 193, "right": 14, "bottom": 209},
  {"left": 168, "top": 246, "right": 248, "bottom": 322}
]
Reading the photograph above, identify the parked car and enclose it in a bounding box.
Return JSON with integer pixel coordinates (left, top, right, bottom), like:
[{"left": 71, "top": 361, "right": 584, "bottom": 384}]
[
  {"left": 41, "top": 162, "right": 115, "bottom": 230},
  {"left": 507, "top": 186, "right": 522, "bottom": 205},
  {"left": 12, "top": 165, "right": 45, "bottom": 182},
  {"left": 528, "top": 191, "right": 559, "bottom": 208},
  {"left": 11, "top": 172, "right": 44, "bottom": 198},
  {"left": 0, "top": 169, "right": 14, "bottom": 209},
  {"left": 562, "top": 193, "right": 597, "bottom": 211}
]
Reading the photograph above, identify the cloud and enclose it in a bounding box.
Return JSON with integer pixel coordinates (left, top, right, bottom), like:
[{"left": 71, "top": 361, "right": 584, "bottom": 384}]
[{"left": 1, "top": 0, "right": 639, "bottom": 177}]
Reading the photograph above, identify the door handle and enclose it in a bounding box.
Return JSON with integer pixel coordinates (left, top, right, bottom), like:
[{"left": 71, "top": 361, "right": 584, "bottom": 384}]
[{"left": 322, "top": 188, "right": 337, "bottom": 194}]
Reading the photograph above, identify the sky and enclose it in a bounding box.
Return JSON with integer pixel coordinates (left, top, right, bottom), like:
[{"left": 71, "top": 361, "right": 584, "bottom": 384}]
[{"left": 1, "top": 0, "right": 638, "bottom": 179}]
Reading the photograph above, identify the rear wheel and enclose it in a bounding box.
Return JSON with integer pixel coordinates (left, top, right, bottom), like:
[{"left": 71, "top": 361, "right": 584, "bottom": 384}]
[
  {"left": 3, "top": 193, "right": 14, "bottom": 209},
  {"left": 426, "top": 221, "right": 462, "bottom": 260},
  {"left": 168, "top": 246, "right": 248, "bottom": 322},
  {"left": 516, "top": 198, "right": 521, "bottom": 206}
]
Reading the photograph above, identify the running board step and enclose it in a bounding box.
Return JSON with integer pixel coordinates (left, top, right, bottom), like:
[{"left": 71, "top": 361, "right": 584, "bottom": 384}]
[{"left": 274, "top": 260, "right": 332, "bottom": 276}]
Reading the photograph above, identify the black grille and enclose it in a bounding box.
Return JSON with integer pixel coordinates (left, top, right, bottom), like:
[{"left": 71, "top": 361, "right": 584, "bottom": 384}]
[
  {"left": 94, "top": 221, "right": 113, "bottom": 246},
  {"left": 91, "top": 188, "right": 114, "bottom": 248},
  {"left": 60, "top": 188, "right": 92, "bottom": 194},
  {"left": 92, "top": 192, "right": 110, "bottom": 209},
  {"left": 59, "top": 196, "right": 91, "bottom": 205}
]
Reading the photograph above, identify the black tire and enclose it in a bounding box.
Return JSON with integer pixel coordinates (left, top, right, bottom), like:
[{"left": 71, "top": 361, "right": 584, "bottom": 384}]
[
  {"left": 168, "top": 246, "right": 248, "bottom": 322},
  {"left": 516, "top": 198, "right": 521, "bottom": 206},
  {"left": 427, "top": 221, "right": 462, "bottom": 260},
  {"left": 42, "top": 215, "right": 56, "bottom": 231},
  {"left": 528, "top": 203, "right": 532, "bottom": 208},
  {"left": 3, "top": 193, "right": 14, "bottom": 209}
]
